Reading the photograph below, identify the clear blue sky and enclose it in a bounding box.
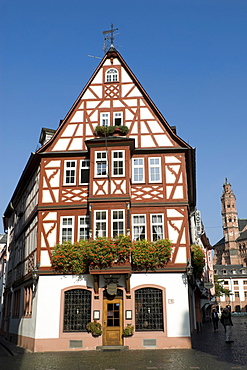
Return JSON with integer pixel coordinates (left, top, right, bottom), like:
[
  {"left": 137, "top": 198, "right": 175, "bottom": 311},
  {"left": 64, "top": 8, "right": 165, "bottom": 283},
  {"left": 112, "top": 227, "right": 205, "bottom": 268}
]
[{"left": 1, "top": 0, "right": 247, "bottom": 244}]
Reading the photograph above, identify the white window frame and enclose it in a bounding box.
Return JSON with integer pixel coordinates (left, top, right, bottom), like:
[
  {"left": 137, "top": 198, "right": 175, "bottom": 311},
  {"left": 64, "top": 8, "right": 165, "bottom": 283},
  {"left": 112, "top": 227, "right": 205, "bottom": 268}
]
[
  {"left": 150, "top": 214, "right": 164, "bottom": 241},
  {"left": 78, "top": 216, "right": 90, "bottom": 241},
  {"left": 114, "top": 112, "right": 123, "bottom": 126},
  {"left": 100, "top": 112, "right": 110, "bottom": 126},
  {"left": 112, "top": 150, "right": 125, "bottom": 177},
  {"left": 95, "top": 151, "right": 108, "bottom": 177},
  {"left": 60, "top": 216, "right": 74, "bottom": 243},
  {"left": 94, "top": 210, "right": 108, "bottom": 238},
  {"left": 106, "top": 68, "right": 118, "bottom": 82},
  {"left": 148, "top": 157, "right": 161, "bottom": 183},
  {"left": 79, "top": 159, "right": 90, "bottom": 185},
  {"left": 64, "top": 160, "right": 76, "bottom": 185},
  {"left": 111, "top": 210, "right": 125, "bottom": 238},
  {"left": 132, "top": 158, "right": 145, "bottom": 183},
  {"left": 132, "top": 214, "right": 146, "bottom": 241}
]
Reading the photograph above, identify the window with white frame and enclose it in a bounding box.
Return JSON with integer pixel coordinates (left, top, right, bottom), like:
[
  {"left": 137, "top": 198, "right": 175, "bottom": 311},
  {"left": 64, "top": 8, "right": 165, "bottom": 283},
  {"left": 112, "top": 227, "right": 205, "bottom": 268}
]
[
  {"left": 112, "top": 151, "right": 124, "bottom": 176},
  {"left": 151, "top": 214, "right": 164, "bottom": 241},
  {"left": 132, "top": 215, "right": 146, "bottom": 241},
  {"left": 95, "top": 151, "right": 108, "bottom": 177},
  {"left": 106, "top": 68, "right": 118, "bottom": 82},
  {"left": 80, "top": 159, "right": 90, "bottom": 184},
  {"left": 100, "top": 113, "right": 110, "bottom": 126},
  {"left": 78, "top": 216, "right": 89, "bottom": 240},
  {"left": 95, "top": 211, "right": 107, "bottom": 238},
  {"left": 114, "top": 112, "right": 122, "bottom": 126},
  {"left": 132, "top": 158, "right": 144, "bottom": 183},
  {"left": 112, "top": 210, "right": 124, "bottom": 237},
  {"left": 64, "top": 161, "right": 76, "bottom": 185},
  {"left": 149, "top": 157, "right": 161, "bottom": 183},
  {"left": 61, "top": 217, "right": 74, "bottom": 243}
]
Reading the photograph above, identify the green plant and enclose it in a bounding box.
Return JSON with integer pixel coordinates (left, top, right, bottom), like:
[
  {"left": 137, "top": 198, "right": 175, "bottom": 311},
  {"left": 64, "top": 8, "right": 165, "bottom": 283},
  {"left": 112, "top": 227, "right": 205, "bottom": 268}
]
[
  {"left": 214, "top": 275, "right": 232, "bottom": 297},
  {"left": 122, "top": 324, "right": 134, "bottom": 337},
  {"left": 190, "top": 244, "right": 205, "bottom": 279},
  {"left": 94, "top": 125, "right": 110, "bottom": 137},
  {"left": 51, "top": 241, "right": 88, "bottom": 274},
  {"left": 131, "top": 239, "right": 172, "bottom": 270},
  {"left": 94, "top": 125, "right": 129, "bottom": 137},
  {"left": 86, "top": 320, "right": 102, "bottom": 336}
]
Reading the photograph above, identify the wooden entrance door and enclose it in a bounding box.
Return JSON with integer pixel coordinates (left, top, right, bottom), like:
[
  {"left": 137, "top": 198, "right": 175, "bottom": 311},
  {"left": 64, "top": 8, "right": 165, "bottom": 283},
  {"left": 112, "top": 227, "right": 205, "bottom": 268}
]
[{"left": 103, "top": 298, "right": 123, "bottom": 346}]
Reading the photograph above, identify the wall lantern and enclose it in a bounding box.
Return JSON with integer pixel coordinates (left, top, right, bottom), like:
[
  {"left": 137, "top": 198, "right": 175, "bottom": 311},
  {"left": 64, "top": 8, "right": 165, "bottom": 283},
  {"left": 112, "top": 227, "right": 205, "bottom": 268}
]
[{"left": 32, "top": 267, "right": 39, "bottom": 282}]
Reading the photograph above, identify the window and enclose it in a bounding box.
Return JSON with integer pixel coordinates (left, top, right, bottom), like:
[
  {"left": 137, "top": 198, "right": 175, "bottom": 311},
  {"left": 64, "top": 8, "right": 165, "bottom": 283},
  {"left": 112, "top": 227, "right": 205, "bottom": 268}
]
[
  {"left": 149, "top": 157, "right": 161, "bottom": 183},
  {"left": 78, "top": 216, "right": 89, "bottom": 240},
  {"left": 63, "top": 289, "right": 91, "bottom": 332},
  {"left": 151, "top": 214, "right": 164, "bottom": 241},
  {"left": 112, "top": 151, "right": 124, "bottom": 176},
  {"left": 23, "top": 285, "right": 33, "bottom": 317},
  {"left": 114, "top": 112, "right": 122, "bottom": 126},
  {"left": 243, "top": 281, "right": 247, "bottom": 285},
  {"left": 232, "top": 269, "right": 237, "bottom": 274},
  {"left": 112, "top": 210, "right": 124, "bottom": 237},
  {"left": 233, "top": 280, "right": 238, "bottom": 285},
  {"left": 135, "top": 288, "right": 164, "bottom": 331},
  {"left": 80, "top": 160, "right": 90, "bottom": 184},
  {"left": 106, "top": 68, "right": 118, "bottom": 82},
  {"left": 224, "top": 281, "right": 228, "bottom": 285},
  {"left": 12, "top": 290, "right": 21, "bottom": 318},
  {"left": 61, "top": 217, "right": 74, "bottom": 243},
  {"left": 132, "top": 158, "right": 144, "bottom": 183},
  {"left": 95, "top": 211, "right": 107, "bottom": 238},
  {"left": 64, "top": 160, "right": 76, "bottom": 185},
  {"left": 245, "top": 291, "right": 247, "bottom": 298},
  {"left": 133, "top": 215, "right": 146, "bottom": 241},
  {"left": 241, "top": 269, "right": 247, "bottom": 275},
  {"left": 234, "top": 291, "right": 239, "bottom": 298},
  {"left": 100, "top": 112, "right": 109, "bottom": 126},
  {"left": 95, "top": 151, "right": 108, "bottom": 177},
  {"left": 222, "top": 269, "right": 227, "bottom": 275}
]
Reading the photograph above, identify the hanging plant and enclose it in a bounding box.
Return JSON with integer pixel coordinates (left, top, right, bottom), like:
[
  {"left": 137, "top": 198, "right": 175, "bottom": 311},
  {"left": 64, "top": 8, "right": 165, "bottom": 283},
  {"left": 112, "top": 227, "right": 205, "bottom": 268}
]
[
  {"left": 86, "top": 320, "right": 102, "bottom": 336},
  {"left": 51, "top": 241, "right": 88, "bottom": 274},
  {"left": 131, "top": 239, "right": 172, "bottom": 270},
  {"left": 190, "top": 244, "right": 205, "bottom": 279},
  {"left": 122, "top": 324, "right": 134, "bottom": 337},
  {"left": 94, "top": 125, "right": 129, "bottom": 137}
]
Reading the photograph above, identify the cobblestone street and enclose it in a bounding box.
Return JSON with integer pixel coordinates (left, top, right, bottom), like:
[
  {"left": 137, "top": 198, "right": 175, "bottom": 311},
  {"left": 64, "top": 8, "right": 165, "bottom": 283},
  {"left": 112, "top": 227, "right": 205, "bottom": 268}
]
[{"left": 0, "top": 317, "right": 246, "bottom": 370}]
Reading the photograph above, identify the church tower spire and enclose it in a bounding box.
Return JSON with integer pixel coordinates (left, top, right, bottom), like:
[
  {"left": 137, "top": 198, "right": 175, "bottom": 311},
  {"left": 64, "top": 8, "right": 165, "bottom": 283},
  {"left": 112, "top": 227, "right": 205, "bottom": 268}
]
[{"left": 221, "top": 178, "right": 240, "bottom": 264}]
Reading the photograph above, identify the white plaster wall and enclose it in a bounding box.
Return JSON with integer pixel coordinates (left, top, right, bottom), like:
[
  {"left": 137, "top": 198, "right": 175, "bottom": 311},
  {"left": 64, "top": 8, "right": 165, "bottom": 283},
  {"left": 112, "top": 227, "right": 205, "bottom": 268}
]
[
  {"left": 35, "top": 275, "right": 94, "bottom": 339},
  {"left": 131, "top": 273, "right": 190, "bottom": 337}
]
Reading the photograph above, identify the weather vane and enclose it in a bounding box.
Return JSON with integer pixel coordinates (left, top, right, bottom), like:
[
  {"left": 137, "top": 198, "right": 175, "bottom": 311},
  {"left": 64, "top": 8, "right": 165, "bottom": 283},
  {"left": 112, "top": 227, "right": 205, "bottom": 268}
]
[{"left": 102, "top": 24, "right": 119, "bottom": 53}]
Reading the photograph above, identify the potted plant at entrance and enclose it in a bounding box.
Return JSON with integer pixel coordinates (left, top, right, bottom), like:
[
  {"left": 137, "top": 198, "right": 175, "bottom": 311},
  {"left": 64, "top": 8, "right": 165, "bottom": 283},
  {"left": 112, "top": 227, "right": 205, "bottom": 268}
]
[
  {"left": 86, "top": 320, "right": 102, "bottom": 337},
  {"left": 122, "top": 324, "right": 134, "bottom": 337}
]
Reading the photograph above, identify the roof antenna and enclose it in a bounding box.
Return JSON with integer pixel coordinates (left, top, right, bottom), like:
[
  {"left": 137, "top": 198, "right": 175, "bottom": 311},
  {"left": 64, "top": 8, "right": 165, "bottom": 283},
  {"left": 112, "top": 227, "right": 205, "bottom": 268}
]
[{"left": 102, "top": 23, "right": 119, "bottom": 53}]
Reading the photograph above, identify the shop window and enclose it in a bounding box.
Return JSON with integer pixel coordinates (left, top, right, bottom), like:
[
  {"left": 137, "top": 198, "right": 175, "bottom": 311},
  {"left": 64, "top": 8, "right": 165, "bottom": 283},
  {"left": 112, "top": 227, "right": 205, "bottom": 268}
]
[
  {"left": 63, "top": 289, "right": 91, "bottom": 332},
  {"left": 135, "top": 288, "right": 164, "bottom": 331}
]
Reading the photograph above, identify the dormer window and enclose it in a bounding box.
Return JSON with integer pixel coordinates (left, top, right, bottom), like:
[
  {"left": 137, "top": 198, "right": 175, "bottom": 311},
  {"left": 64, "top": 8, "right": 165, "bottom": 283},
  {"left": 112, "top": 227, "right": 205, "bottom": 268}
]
[
  {"left": 106, "top": 68, "right": 118, "bottom": 82},
  {"left": 232, "top": 269, "right": 237, "bottom": 274},
  {"left": 222, "top": 269, "right": 227, "bottom": 275}
]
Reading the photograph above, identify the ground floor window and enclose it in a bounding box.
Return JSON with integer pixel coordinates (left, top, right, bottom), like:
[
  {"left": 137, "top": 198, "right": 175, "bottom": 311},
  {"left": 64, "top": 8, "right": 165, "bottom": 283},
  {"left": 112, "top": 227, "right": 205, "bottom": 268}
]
[
  {"left": 23, "top": 285, "right": 33, "bottom": 317},
  {"left": 63, "top": 289, "right": 91, "bottom": 332},
  {"left": 135, "top": 287, "right": 164, "bottom": 331}
]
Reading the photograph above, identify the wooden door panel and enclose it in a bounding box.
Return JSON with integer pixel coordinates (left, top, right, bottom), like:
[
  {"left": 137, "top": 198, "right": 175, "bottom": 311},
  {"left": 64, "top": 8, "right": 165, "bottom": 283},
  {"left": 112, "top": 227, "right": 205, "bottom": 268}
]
[{"left": 103, "top": 298, "right": 123, "bottom": 346}]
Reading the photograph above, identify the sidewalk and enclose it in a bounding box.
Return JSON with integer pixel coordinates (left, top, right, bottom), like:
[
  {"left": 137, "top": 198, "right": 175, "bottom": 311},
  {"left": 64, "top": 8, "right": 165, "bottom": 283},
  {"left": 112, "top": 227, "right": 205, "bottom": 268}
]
[{"left": 0, "top": 336, "right": 28, "bottom": 356}]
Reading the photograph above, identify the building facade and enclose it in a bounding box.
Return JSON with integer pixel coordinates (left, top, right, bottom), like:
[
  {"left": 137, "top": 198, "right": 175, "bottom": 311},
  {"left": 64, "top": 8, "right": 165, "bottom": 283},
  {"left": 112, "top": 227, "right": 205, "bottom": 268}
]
[
  {"left": 213, "top": 179, "right": 247, "bottom": 312},
  {"left": 2, "top": 47, "right": 198, "bottom": 351}
]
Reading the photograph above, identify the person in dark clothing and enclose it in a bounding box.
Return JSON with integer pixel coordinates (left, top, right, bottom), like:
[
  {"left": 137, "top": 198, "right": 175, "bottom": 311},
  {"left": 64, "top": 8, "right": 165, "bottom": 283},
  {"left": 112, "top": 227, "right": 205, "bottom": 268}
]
[
  {"left": 220, "top": 307, "right": 234, "bottom": 343},
  {"left": 212, "top": 309, "right": 219, "bottom": 331}
]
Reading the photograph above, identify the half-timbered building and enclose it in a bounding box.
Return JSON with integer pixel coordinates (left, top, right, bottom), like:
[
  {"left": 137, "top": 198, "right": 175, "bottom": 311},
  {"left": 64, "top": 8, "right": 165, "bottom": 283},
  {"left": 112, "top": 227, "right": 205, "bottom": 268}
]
[{"left": 2, "top": 47, "right": 197, "bottom": 351}]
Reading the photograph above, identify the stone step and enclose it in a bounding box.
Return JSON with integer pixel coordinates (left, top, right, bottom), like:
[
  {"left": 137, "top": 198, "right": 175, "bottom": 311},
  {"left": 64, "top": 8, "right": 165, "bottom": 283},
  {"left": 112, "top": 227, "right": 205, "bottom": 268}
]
[{"left": 96, "top": 346, "right": 129, "bottom": 351}]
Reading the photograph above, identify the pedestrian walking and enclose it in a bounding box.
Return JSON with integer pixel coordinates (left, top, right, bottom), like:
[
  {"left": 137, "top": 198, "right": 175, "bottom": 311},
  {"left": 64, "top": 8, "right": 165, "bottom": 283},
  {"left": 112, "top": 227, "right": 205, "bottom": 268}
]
[
  {"left": 212, "top": 308, "right": 219, "bottom": 331},
  {"left": 220, "top": 307, "right": 234, "bottom": 343}
]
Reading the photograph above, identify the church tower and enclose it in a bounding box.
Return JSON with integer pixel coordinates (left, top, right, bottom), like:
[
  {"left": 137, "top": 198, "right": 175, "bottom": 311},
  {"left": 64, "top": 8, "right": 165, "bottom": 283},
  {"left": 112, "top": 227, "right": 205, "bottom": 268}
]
[{"left": 221, "top": 178, "right": 240, "bottom": 264}]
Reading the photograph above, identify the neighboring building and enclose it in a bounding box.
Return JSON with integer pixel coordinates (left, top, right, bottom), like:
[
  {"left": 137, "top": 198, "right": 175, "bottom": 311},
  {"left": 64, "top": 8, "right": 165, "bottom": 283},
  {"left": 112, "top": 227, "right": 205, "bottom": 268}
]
[
  {"left": 213, "top": 179, "right": 247, "bottom": 312},
  {"left": 0, "top": 234, "right": 7, "bottom": 331},
  {"left": 2, "top": 46, "right": 198, "bottom": 352}
]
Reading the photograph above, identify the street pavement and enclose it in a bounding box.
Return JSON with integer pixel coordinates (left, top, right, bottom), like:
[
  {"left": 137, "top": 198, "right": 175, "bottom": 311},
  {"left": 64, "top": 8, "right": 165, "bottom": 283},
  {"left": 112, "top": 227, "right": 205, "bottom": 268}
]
[{"left": 0, "top": 316, "right": 246, "bottom": 370}]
